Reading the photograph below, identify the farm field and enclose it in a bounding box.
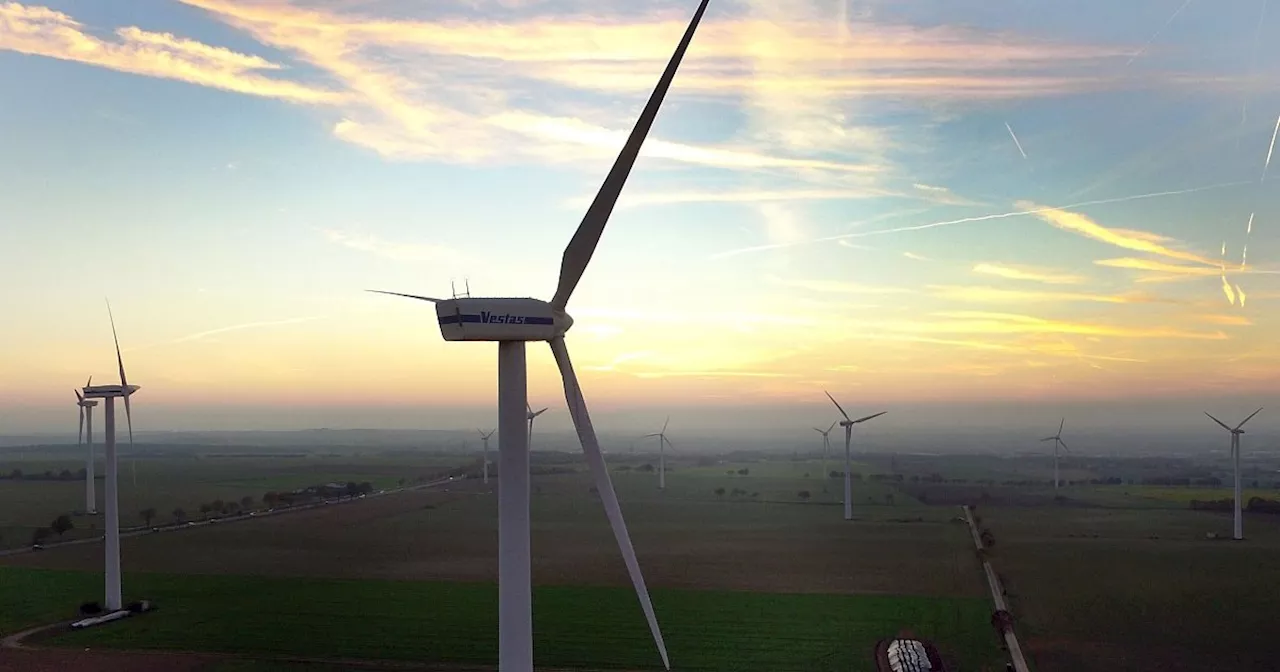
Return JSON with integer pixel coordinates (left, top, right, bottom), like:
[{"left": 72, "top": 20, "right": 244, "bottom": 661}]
[
  {"left": 1, "top": 459, "right": 1006, "bottom": 670},
  {"left": 4, "top": 566, "right": 998, "bottom": 672},
  {"left": 0, "top": 452, "right": 465, "bottom": 550},
  {"left": 977, "top": 501, "right": 1280, "bottom": 671}
]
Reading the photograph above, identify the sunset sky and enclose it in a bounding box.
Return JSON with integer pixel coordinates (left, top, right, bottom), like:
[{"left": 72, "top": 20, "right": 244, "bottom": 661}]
[{"left": 2, "top": 0, "right": 1278, "bottom": 436}]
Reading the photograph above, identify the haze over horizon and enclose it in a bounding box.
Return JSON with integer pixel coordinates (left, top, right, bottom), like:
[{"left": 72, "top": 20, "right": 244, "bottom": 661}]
[{"left": 3, "top": 0, "right": 1279, "bottom": 436}]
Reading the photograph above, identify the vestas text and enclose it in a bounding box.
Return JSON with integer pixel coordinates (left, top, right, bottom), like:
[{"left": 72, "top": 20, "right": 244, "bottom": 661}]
[{"left": 480, "top": 312, "right": 531, "bottom": 324}]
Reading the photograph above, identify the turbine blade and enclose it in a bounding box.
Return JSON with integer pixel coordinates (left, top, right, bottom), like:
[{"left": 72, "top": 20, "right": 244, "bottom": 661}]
[
  {"left": 823, "top": 390, "right": 851, "bottom": 421},
  {"left": 366, "top": 290, "right": 442, "bottom": 303},
  {"left": 86, "top": 375, "right": 92, "bottom": 388},
  {"left": 107, "top": 300, "right": 136, "bottom": 447},
  {"left": 1058, "top": 438, "right": 1071, "bottom": 453},
  {"left": 1205, "top": 412, "right": 1232, "bottom": 432},
  {"left": 853, "top": 411, "right": 887, "bottom": 424},
  {"left": 662, "top": 436, "right": 675, "bottom": 452},
  {"left": 642, "top": 433, "right": 661, "bottom": 438},
  {"left": 78, "top": 405, "right": 85, "bottom": 446},
  {"left": 1040, "top": 436, "right": 1057, "bottom": 442},
  {"left": 534, "top": 407, "right": 549, "bottom": 417},
  {"left": 662, "top": 416, "right": 670, "bottom": 434},
  {"left": 813, "top": 427, "right": 825, "bottom": 433},
  {"left": 549, "top": 337, "right": 668, "bottom": 669},
  {"left": 75, "top": 388, "right": 83, "bottom": 402},
  {"left": 827, "top": 421, "right": 837, "bottom": 433},
  {"left": 1058, "top": 417, "right": 1065, "bottom": 435},
  {"left": 1237, "top": 407, "right": 1263, "bottom": 430},
  {"left": 549, "top": 0, "right": 710, "bottom": 312}
]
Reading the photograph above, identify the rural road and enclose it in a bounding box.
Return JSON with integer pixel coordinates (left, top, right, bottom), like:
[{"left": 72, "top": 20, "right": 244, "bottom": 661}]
[
  {"left": 0, "top": 476, "right": 455, "bottom": 558},
  {"left": 962, "top": 505, "right": 1031, "bottom": 672}
]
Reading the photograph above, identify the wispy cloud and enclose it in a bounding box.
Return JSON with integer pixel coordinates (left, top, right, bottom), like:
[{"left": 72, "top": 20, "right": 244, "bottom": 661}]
[
  {"left": 972, "top": 262, "right": 1085, "bottom": 285},
  {"left": 1019, "top": 200, "right": 1218, "bottom": 266},
  {"left": 323, "top": 229, "right": 461, "bottom": 263},
  {"left": 900, "top": 311, "right": 1227, "bottom": 340},
  {"left": 566, "top": 186, "right": 897, "bottom": 210},
  {"left": 768, "top": 276, "right": 911, "bottom": 295},
  {"left": 929, "top": 285, "right": 1159, "bottom": 305},
  {"left": 903, "top": 251, "right": 930, "bottom": 261},
  {"left": 124, "top": 316, "right": 320, "bottom": 352},
  {"left": 0, "top": 3, "right": 343, "bottom": 103}
]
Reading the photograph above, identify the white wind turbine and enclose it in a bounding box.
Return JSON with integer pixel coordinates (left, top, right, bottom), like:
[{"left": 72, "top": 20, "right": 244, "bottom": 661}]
[
  {"left": 813, "top": 421, "right": 836, "bottom": 481},
  {"left": 526, "top": 405, "right": 548, "bottom": 450},
  {"left": 368, "top": 1, "right": 709, "bottom": 667},
  {"left": 75, "top": 378, "right": 99, "bottom": 515},
  {"left": 824, "top": 392, "right": 885, "bottom": 521},
  {"left": 643, "top": 417, "right": 674, "bottom": 490},
  {"left": 1206, "top": 408, "right": 1263, "bottom": 541},
  {"left": 1040, "top": 419, "right": 1069, "bottom": 491},
  {"left": 81, "top": 303, "right": 139, "bottom": 611},
  {"left": 479, "top": 429, "right": 495, "bottom": 484}
]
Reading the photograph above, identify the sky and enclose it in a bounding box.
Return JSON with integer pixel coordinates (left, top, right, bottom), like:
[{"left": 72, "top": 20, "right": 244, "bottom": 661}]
[{"left": 2, "top": 0, "right": 1279, "bottom": 439}]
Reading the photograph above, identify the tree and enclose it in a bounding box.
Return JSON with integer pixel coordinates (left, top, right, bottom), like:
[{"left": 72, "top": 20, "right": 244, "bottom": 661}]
[
  {"left": 803, "top": 472, "right": 810, "bottom": 479},
  {"left": 263, "top": 492, "right": 279, "bottom": 507},
  {"left": 199, "top": 503, "right": 213, "bottom": 516},
  {"left": 32, "top": 527, "right": 51, "bottom": 545},
  {"left": 737, "top": 468, "right": 750, "bottom": 476},
  {"left": 8, "top": 469, "right": 21, "bottom": 480},
  {"left": 51, "top": 514, "right": 74, "bottom": 538},
  {"left": 140, "top": 508, "right": 157, "bottom": 526},
  {"left": 398, "top": 478, "right": 406, "bottom": 487},
  {"left": 172, "top": 507, "right": 187, "bottom": 523},
  {"left": 884, "top": 493, "right": 895, "bottom": 506},
  {"left": 798, "top": 490, "right": 811, "bottom": 501},
  {"left": 59, "top": 469, "right": 73, "bottom": 480},
  {"left": 240, "top": 496, "right": 255, "bottom": 510},
  {"left": 714, "top": 487, "right": 726, "bottom": 497},
  {"left": 211, "top": 499, "right": 225, "bottom": 514}
]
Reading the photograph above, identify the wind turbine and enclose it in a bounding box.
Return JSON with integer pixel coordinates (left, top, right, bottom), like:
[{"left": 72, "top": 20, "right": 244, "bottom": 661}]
[
  {"left": 813, "top": 421, "right": 836, "bottom": 480},
  {"left": 526, "top": 405, "right": 548, "bottom": 450},
  {"left": 367, "top": 1, "right": 709, "bottom": 668},
  {"left": 643, "top": 417, "right": 674, "bottom": 490},
  {"left": 479, "top": 429, "right": 495, "bottom": 484},
  {"left": 1206, "top": 408, "right": 1263, "bottom": 541},
  {"left": 824, "top": 392, "right": 886, "bottom": 521},
  {"left": 1040, "top": 419, "right": 1069, "bottom": 491},
  {"left": 81, "top": 303, "right": 139, "bottom": 611},
  {"left": 75, "top": 379, "right": 99, "bottom": 515}
]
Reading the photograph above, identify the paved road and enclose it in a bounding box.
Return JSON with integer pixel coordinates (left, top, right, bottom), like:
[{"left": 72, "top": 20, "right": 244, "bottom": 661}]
[{"left": 0, "top": 476, "right": 456, "bottom": 558}]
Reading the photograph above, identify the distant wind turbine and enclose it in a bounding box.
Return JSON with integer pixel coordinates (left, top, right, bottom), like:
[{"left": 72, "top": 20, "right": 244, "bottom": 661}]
[
  {"left": 644, "top": 417, "right": 675, "bottom": 490},
  {"left": 824, "top": 392, "right": 886, "bottom": 521},
  {"left": 479, "top": 429, "right": 495, "bottom": 484},
  {"left": 365, "top": 0, "right": 710, "bottom": 666},
  {"left": 1206, "top": 408, "right": 1263, "bottom": 541},
  {"left": 813, "top": 421, "right": 836, "bottom": 479},
  {"left": 81, "top": 302, "right": 139, "bottom": 611},
  {"left": 526, "top": 405, "right": 548, "bottom": 450},
  {"left": 1040, "top": 419, "right": 1069, "bottom": 491},
  {"left": 75, "top": 380, "right": 99, "bottom": 515}
]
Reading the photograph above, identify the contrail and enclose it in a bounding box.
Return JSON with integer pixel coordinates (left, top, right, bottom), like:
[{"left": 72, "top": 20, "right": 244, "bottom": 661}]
[
  {"left": 1263, "top": 113, "right": 1280, "bottom": 179},
  {"left": 1125, "top": 0, "right": 1193, "bottom": 66},
  {"left": 124, "top": 317, "right": 321, "bottom": 352},
  {"left": 1005, "top": 122, "right": 1028, "bottom": 159},
  {"left": 711, "top": 180, "right": 1250, "bottom": 258}
]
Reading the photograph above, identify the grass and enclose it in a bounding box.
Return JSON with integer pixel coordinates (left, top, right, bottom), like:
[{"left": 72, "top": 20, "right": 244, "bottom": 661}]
[
  {"left": 977, "top": 502, "right": 1280, "bottom": 671},
  {"left": 3, "top": 567, "right": 1001, "bottom": 671}
]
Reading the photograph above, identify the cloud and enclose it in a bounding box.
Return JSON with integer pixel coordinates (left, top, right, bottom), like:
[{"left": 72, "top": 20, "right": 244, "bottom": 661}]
[
  {"left": 768, "top": 276, "right": 911, "bottom": 295},
  {"left": 1197, "top": 314, "right": 1253, "bottom": 326},
  {"left": 902, "top": 251, "right": 930, "bottom": 261},
  {"left": 565, "top": 186, "right": 897, "bottom": 210},
  {"left": 902, "top": 311, "right": 1227, "bottom": 340},
  {"left": 1018, "top": 201, "right": 1218, "bottom": 266},
  {"left": 323, "top": 229, "right": 461, "bottom": 263},
  {"left": 0, "top": 3, "right": 343, "bottom": 103},
  {"left": 929, "top": 285, "right": 1158, "bottom": 305},
  {"left": 971, "top": 262, "right": 1086, "bottom": 285}
]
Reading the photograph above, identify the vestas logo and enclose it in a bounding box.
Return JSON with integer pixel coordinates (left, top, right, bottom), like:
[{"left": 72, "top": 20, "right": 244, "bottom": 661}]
[{"left": 480, "top": 311, "right": 528, "bottom": 325}]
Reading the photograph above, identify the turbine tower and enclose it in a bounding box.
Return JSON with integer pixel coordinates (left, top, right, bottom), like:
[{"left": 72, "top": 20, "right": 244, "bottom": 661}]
[
  {"left": 81, "top": 303, "right": 138, "bottom": 611},
  {"left": 1040, "top": 419, "right": 1069, "bottom": 491},
  {"left": 1206, "top": 408, "right": 1263, "bottom": 541},
  {"left": 526, "top": 405, "right": 548, "bottom": 450},
  {"left": 824, "top": 392, "right": 886, "bottom": 521},
  {"left": 368, "top": 2, "right": 709, "bottom": 668},
  {"left": 479, "top": 429, "right": 495, "bottom": 484},
  {"left": 813, "top": 421, "right": 835, "bottom": 480},
  {"left": 75, "top": 380, "right": 99, "bottom": 515},
  {"left": 643, "top": 417, "right": 674, "bottom": 490}
]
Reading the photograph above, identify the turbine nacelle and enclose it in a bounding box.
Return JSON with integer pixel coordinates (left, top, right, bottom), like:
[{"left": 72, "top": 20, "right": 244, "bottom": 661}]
[{"left": 82, "top": 384, "right": 140, "bottom": 399}]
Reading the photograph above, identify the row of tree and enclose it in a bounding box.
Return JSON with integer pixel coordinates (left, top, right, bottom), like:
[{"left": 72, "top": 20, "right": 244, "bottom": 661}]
[
  {"left": 4, "top": 468, "right": 87, "bottom": 481},
  {"left": 1189, "top": 497, "right": 1280, "bottom": 514}
]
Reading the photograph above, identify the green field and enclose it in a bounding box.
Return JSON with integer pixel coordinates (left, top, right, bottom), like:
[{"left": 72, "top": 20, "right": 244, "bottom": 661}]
[{"left": 4, "top": 566, "right": 999, "bottom": 671}]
